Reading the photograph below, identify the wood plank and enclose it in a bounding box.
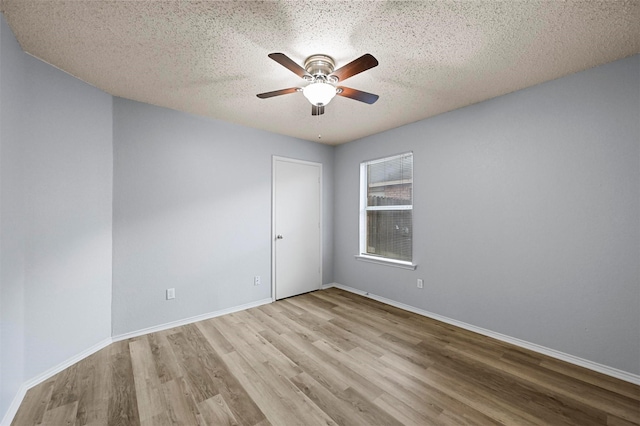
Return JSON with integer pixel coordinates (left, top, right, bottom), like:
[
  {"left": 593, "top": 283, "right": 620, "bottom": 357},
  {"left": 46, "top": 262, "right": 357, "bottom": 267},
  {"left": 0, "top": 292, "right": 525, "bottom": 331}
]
[
  {"left": 146, "top": 330, "right": 182, "bottom": 384},
  {"left": 289, "top": 308, "right": 359, "bottom": 352},
  {"left": 166, "top": 330, "right": 218, "bottom": 404},
  {"left": 195, "top": 319, "right": 235, "bottom": 354},
  {"left": 285, "top": 293, "right": 336, "bottom": 321},
  {"left": 608, "top": 415, "right": 640, "bottom": 426},
  {"left": 429, "top": 346, "right": 605, "bottom": 425},
  {"left": 46, "top": 362, "right": 79, "bottom": 411},
  {"left": 108, "top": 340, "right": 140, "bottom": 426},
  {"left": 221, "top": 350, "right": 336, "bottom": 425},
  {"left": 366, "top": 356, "right": 502, "bottom": 425},
  {"left": 10, "top": 379, "right": 55, "bottom": 426},
  {"left": 291, "top": 372, "right": 403, "bottom": 426},
  {"left": 498, "top": 353, "right": 640, "bottom": 423},
  {"left": 197, "top": 394, "right": 239, "bottom": 426},
  {"left": 159, "top": 377, "right": 200, "bottom": 426},
  {"left": 258, "top": 302, "right": 321, "bottom": 344},
  {"left": 427, "top": 362, "right": 581, "bottom": 425},
  {"left": 281, "top": 331, "right": 385, "bottom": 402},
  {"left": 180, "top": 323, "right": 268, "bottom": 425},
  {"left": 247, "top": 304, "right": 291, "bottom": 335},
  {"left": 258, "top": 328, "right": 353, "bottom": 393},
  {"left": 541, "top": 357, "right": 640, "bottom": 401},
  {"left": 272, "top": 298, "right": 308, "bottom": 316},
  {"left": 129, "top": 337, "right": 166, "bottom": 424},
  {"left": 40, "top": 401, "right": 78, "bottom": 426},
  {"left": 218, "top": 312, "right": 303, "bottom": 378},
  {"left": 374, "top": 391, "right": 442, "bottom": 425},
  {"left": 75, "top": 347, "right": 110, "bottom": 425},
  {"left": 439, "top": 337, "right": 640, "bottom": 423}
]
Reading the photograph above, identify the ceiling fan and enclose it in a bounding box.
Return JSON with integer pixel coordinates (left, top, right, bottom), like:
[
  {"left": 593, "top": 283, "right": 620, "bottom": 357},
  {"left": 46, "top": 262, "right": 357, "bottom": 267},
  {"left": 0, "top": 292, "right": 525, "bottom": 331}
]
[{"left": 257, "top": 53, "right": 379, "bottom": 116}]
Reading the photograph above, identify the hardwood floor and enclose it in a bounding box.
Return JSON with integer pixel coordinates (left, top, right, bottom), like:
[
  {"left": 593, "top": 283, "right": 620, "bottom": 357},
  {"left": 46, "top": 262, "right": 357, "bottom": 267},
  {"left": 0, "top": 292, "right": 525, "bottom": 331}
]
[{"left": 11, "top": 287, "right": 640, "bottom": 425}]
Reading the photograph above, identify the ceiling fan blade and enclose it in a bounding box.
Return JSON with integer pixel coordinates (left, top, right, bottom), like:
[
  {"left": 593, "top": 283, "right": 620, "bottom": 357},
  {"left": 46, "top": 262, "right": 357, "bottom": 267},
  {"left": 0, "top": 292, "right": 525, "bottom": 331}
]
[
  {"left": 312, "top": 105, "right": 325, "bottom": 116},
  {"left": 268, "top": 53, "right": 311, "bottom": 79},
  {"left": 336, "top": 86, "right": 379, "bottom": 104},
  {"left": 256, "top": 87, "right": 299, "bottom": 99},
  {"left": 329, "top": 54, "right": 378, "bottom": 82}
]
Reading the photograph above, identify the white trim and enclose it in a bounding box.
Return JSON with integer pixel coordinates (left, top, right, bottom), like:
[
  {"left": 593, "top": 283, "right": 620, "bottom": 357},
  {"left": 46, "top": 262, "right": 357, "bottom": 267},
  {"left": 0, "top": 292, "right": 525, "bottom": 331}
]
[
  {"left": 354, "top": 254, "right": 417, "bottom": 270},
  {"left": 21, "top": 338, "right": 113, "bottom": 388},
  {"left": 359, "top": 161, "right": 367, "bottom": 261},
  {"left": 321, "top": 282, "right": 339, "bottom": 290},
  {"left": 272, "top": 156, "right": 323, "bottom": 302},
  {"left": 369, "top": 178, "right": 413, "bottom": 188},
  {"left": 1, "top": 337, "right": 113, "bottom": 426},
  {"left": 112, "top": 297, "right": 272, "bottom": 342},
  {"left": 365, "top": 205, "right": 412, "bottom": 211},
  {"left": 359, "top": 152, "right": 414, "bottom": 265},
  {"left": 324, "top": 283, "right": 640, "bottom": 386},
  {"left": 1, "top": 384, "right": 27, "bottom": 426},
  {"left": 364, "top": 151, "right": 413, "bottom": 166}
]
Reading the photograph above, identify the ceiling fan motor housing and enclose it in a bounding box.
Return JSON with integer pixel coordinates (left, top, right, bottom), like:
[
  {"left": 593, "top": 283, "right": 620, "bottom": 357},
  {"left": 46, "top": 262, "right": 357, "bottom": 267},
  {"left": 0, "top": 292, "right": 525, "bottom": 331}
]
[{"left": 304, "top": 55, "right": 337, "bottom": 83}]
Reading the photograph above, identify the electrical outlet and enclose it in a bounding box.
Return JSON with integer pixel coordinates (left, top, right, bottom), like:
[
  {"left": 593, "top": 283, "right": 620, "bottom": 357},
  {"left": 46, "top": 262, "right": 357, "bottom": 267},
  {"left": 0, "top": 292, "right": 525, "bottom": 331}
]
[
  {"left": 254, "top": 276, "right": 261, "bottom": 286},
  {"left": 417, "top": 279, "right": 424, "bottom": 289},
  {"left": 166, "top": 288, "right": 175, "bottom": 300}
]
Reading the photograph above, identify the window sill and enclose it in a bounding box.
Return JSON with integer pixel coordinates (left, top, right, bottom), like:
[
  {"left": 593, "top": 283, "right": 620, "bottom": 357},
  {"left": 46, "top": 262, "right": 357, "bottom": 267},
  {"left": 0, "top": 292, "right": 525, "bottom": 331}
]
[{"left": 354, "top": 255, "right": 417, "bottom": 270}]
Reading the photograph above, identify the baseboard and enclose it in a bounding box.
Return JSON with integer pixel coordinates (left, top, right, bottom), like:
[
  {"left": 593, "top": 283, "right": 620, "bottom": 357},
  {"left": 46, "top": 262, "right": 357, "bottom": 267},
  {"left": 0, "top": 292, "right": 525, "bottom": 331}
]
[
  {"left": 1, "top": 337, "right": 113, "bottom": 426},
  {"left": 321, "top": 282, "right": 338, "bottom": 290},
  {"left": 2, "top": 297, "right": 273, "bottom": 426},
  {"left": 326, "top": 283, "right": 640, "bottom": 386},
  {"left": 1, "top": 384, "right": 27, "bottom": 426},
  {"left": 112, "top": 297, "right": 273, "bottom": 342}
]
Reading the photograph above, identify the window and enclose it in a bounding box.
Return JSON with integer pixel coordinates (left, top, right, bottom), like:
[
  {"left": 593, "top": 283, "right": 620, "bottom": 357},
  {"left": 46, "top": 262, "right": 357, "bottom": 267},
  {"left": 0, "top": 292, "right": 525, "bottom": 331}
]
[{"left": 358, "top": 152, "right": 414, "bottom": 267}]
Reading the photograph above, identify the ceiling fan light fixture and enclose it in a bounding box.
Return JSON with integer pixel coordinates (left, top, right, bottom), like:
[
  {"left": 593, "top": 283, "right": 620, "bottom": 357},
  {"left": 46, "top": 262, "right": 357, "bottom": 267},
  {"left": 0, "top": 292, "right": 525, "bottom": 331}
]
[
  {"left": 257, "top": 52, "right": 379, "bottom": 115},
  {"left": 302, "top": 82, "right": 336, "bottom": 106}
]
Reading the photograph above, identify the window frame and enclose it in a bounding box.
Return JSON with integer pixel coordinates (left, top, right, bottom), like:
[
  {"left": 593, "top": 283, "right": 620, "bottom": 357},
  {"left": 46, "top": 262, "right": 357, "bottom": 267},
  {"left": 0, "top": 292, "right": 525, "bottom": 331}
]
[{"left": 356, "top": 152, "right": 417, "bottom": 270}]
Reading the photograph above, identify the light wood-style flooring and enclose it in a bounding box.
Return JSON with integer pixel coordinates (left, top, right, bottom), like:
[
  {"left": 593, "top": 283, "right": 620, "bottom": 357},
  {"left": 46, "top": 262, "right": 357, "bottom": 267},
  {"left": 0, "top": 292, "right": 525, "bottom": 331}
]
[{"left": 11, "top": 287, "right": 640, "bottom": 425}]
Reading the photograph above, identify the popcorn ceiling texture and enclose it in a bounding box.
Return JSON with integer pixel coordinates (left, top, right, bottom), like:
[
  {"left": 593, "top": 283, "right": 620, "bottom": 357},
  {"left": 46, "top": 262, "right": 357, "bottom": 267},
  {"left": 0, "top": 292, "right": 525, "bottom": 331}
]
[{"left": 1, "top": 1, "right": 638, "bottom": 145}]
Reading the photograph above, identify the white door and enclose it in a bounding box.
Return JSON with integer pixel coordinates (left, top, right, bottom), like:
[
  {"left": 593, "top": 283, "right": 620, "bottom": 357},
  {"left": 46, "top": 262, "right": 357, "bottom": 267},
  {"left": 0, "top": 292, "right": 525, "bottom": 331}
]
[{"left": 273, "top": 157, "right": 322, "bottom": 300}]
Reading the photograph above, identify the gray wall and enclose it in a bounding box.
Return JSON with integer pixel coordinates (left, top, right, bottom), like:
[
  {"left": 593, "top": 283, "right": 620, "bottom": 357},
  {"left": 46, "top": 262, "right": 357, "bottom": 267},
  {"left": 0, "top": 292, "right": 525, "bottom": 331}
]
[
  {"left": 0, "top": 13, "right": 113, "bottom": 417},
  {"left": 111, "top": 98, "right": 334, "bottom": 335},
  {"left": 0, "top": 13, "right": 26, "bottom": 417},
  {"left": 334, "top": 55, "right": 640, "bottom": 375}
]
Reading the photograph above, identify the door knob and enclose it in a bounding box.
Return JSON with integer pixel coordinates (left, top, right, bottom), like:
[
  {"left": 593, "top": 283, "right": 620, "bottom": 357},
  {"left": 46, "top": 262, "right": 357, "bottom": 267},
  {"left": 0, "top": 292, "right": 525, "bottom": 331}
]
[{"left": 276, "top": 234, "right": 284, "bottom": 239}]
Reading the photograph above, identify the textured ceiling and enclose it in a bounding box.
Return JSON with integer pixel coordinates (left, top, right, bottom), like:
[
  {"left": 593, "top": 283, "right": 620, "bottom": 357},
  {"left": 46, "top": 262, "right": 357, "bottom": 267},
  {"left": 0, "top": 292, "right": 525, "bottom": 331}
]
[{"left": 1, "top": 1, "right": 639, "bottom": 145}]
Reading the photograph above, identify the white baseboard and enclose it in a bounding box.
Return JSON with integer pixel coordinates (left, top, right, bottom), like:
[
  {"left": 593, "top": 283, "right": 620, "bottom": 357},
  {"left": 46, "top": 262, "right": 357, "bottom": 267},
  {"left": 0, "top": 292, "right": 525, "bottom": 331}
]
[
  {"left": 1, "top": 337, "right": 112, "bottom": 426},
  {"left": 324, "top": 283, "right": 640, "bottom": 386},
  {"left": 112, "top": 297, "right": 273, "bottom": 342},
  {"left": 1, "top": 297, "right": 273, "bottom": 426},
  {"left": 1, "top": 384, "right": 27, "bottom": 426}
]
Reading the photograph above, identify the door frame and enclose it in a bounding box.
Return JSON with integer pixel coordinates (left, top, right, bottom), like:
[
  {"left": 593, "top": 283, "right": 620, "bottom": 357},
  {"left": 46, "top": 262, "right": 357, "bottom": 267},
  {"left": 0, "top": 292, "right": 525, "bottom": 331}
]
[{"left": 271, "top": 156, "right": 323, "bottom": 301}]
